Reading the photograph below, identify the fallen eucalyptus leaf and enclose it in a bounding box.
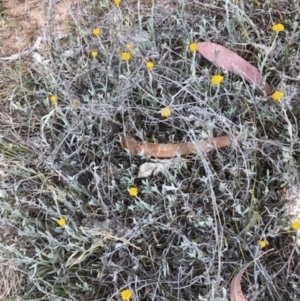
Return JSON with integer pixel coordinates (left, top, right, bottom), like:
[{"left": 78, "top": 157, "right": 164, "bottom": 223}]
[
  {"left": 120, "top": 134, "right": 232, "bottom": 158},
  {"left": 197, "top": 41, "right": 271, "bottom": 95},
  {"left": 230, "top": 263, "right": 250, "bottom": 301},
  {"left": 230, "top": 249, "right": 273, "bottom": 301}
]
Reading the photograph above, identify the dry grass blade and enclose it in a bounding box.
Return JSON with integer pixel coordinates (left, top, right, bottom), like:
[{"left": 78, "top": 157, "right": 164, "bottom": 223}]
[
  {"left": 120, "top": 134, "right": 232, "bottom": 158},
  {"left": 197, "top": 41, "right": 271, "bottom": 95}
]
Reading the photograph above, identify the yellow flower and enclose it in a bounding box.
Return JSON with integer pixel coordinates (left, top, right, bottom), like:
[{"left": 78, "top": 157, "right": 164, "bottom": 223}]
[
  {"left": 91, "top": 50, "right": 98, "bottom": 58},
  {"left": 160, "top": 107, "right": 172, "bottom": 118},
  {"left": 50, "top": 95, "right": 58, "bottom": 103},
  {"left": 57, "top": 217, "right": 67, "bottom": 227},
  {"left": 189, "top": 42, "right": 197, "bottom": 52},
  {"left": 121, "top": 52, "right": 131, "bottom": 61},
  {"left": 271, "top": 91, "right": 284, "bottom": 101},
  {"left": 259, "top": 240, "right": 267, "bottom": 249},
  {"left": 128, "top": 187, "right": 138, "bottom": 197},
  {"left": 114, "top": 0, "right": 121, "bottom": 5},
  {"left": 291, "top": 220, "right": 300, "bottom": 230},
  {"left": 121, "top": 289, "right": 132, "bottom": 300},
  {"left": 146, "top": 61, "right": 154, "bottom": 70},
  {"left": 127, "top": 43, "right": 134, "bottom": 50},
  {"left": 272, "top": 23, "right": 285, "bottom": 32},
  {"left": 92, "top": 27, "right": 101, "bottom": 37},
  {"left": 211, "top": 75, "right": 224, "bottom": 85}
]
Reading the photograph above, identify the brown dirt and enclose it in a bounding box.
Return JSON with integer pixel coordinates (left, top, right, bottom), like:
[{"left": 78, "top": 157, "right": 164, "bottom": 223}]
[{"left": 0, "top": 0, "right": 73, "bottom": 57}]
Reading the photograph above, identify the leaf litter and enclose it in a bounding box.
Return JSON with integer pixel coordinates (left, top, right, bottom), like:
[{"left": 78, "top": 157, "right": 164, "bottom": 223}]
[
  {"left": 197, "top": 41, "right": 271, "bottom": 95},
  {"left": 120, "top": 134, "right": 232, "bottom": 158},
  {"left": 230, "top": 249, "right": 274, "bottom": 301}
]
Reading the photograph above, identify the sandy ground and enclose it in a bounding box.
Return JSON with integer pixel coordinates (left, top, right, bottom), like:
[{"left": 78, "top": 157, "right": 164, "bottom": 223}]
[{"left": 0, "top": 0, "right": 73, "bottom": 57}]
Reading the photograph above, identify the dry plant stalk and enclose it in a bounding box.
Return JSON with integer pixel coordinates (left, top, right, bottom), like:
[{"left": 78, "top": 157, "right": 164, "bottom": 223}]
[{"left": 119, "top": 134, "right": 232, "bottom": 158}]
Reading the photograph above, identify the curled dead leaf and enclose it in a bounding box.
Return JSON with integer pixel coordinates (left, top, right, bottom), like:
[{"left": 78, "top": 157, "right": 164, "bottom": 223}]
[
  {"left": 138, "top": 161, "right": 168, "bottom": 178},
  {"left": 197, "top": 41, "right": 271, "bottom": 95},
  {"left": 230, "top": 263, "right": 250, "bottom": 301},
  {"left": 230, "top": 249, "right": 274, "bottom": 301},
  {"left": 119, "top": 134, "right": 232, "bottom": 158},
  {"left": 137, "top": 158, "right": 188, "bottom": 178}
]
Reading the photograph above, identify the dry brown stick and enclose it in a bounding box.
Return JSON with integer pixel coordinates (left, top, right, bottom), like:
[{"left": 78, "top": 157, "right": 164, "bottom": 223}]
[{"left": 119, "top": 134, "right": 232, "bottom": 158}]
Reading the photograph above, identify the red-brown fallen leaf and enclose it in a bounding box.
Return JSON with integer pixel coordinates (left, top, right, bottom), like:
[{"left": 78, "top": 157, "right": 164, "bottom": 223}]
[
  {"left": 230, "top": 249, "right": 274, "bottom": 301},
  {"left": 230, "top": 263, "right": 250, "bottom": 301},
  {"left": 197, "top": 41, "right": 271, "bottom": 95},
  {"left": 119, "top": 134, "right": 232, "bottom": 158}
]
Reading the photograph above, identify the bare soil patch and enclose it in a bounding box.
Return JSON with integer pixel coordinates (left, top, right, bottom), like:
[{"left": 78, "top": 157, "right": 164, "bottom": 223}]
[{"left": 0, "top": 0, "right": 73, "bottom": 57}]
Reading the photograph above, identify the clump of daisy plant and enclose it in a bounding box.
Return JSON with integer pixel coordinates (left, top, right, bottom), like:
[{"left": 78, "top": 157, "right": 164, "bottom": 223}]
[
  {"left": 259, "top": 240, "right": 267, "bottom": 249},
  {"left": 121, "top": 52, "right": 131, "bottom": 61},
  {"left": 146, "top": 61, "right": 154, "bottom": 70},
  {"left": 92, "top": 27, "right": 101, "bottom": 37},
  {"left": 128, "top": 187, "right": 138, "bottom": 197},
  {"left": 50, "top": 95, "right": 58, "bottom": 103},
  {"left": 272, "top": 91, "right": 284, "bottom": 101},
  {"left": 291, "top": 220, "right": 300, "bottom": 230},
  {"left": 160, "top": 107, "right": 172, "bottom": 118},
  {"left": 189, "top": 42, "right": 197, "bottom": 52},
  {"left": 120, "top": 288, "right": 132, "bottom": 300},
  {"left": 91, "top": 50, "right": 98, "bottom": 58},
  {"left": 57, "top": 217, "right": 67, "bottom": 227},
  {"left": 272, "top": 23, "right": 285, "bottom": 32},
  {"left": 211, "top": 74, "right": 224, "bottom": 85}
]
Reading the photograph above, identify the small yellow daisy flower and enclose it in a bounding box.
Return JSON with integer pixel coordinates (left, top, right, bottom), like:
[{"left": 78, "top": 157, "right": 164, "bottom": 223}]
[
  {"left": 291, "top": 220, "right": 300, "bottom": 230},
  {"left": 189, "top": 42, "right": 197, "bottom": 52},
  {"left": 50, "top": 95, "right": 58, "bottom": 103},
  {"left": 259, "top": 240, "right": 267, "bottom": 249},
  {"left": 121, "top": 52, "right": 131, "bottom": 61},
  {"left": 128, "top": 187, "right": 138, "bottom": 197},
  {"left": 91, "top": 50, "right": 98, "bottom": 58},
  {"left": 211, "top": 75, "right": 224, "bottom": 85},
  {"left": 121, "top": 289, "right": 132, "bottom": 300},
  {"left": 160, "top": 107, "right": 172, "bottom": 118},
  {"left": 271, "top": 91, "right": 284, "bottom": 101},
  {"left": 57, "top": 217, "right": 67, "bottom": 227},
  {"left": 146, "top": 61, "right": 154, "bottom": 70},
  {"left": 127, "top": 43, "right": 134, "bottom": 50},
  {"left": 92, "top": 27, "right": 101, "bottom": 37},
  {"left": 114, "top": 0, "right": 121, "bottom": 5},
  {"left": 272, "top": 23, "right": 285, "bottom": 32}
]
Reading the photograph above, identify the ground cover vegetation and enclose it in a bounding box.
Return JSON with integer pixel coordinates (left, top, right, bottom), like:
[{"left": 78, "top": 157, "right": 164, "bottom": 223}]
[{"left": 0, "top": 0, "right": 300, "bottom": 300}]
